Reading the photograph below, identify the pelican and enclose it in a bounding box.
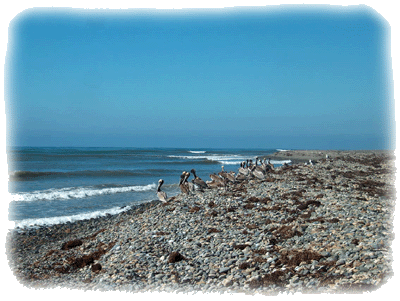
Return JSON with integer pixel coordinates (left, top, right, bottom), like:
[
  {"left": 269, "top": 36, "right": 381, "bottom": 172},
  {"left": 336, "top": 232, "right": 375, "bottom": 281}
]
[
  {"left": 157, "top": 179, "right": 168, "bottom": 202},
  {"left": 254, "top": 157, "right": 266, "bottom": 174},
  {"left": 235, "top": 172, "right": 247, "bottom": 182},
  {"left": 267, "top": 158, "right": 274, "bottom": 170},
  {"left": 218, "top": 165, "right": 236, "bottom": 184},
  {"left": 191, "top": 169, "right": 208, "bottom": 189},
  {"left": 260, "top": 158, "right": 270, "bottom": 173},
  {"left": 251, "top": 165, "right": 265, "bottom": 180},
  {"left": 238, "top": 161, "right": 249, "bottom": 176},
  {"left": 218, "top": 165, "right": 229, "bottom": 180},
  {"left": 206, "top": 180, "right": 222, "bottom": 188},
  {"left": 226, "top": 171, "right": 236, "bottom": 183},
  {"left": 179, "top": 173, "right": 190, "bottom": 195},
  {"left": 210, "top": 173, "right": 224, "bottom": 184},
  {"left": 183, "top": 171, "right": 195, "bottom": 192}
]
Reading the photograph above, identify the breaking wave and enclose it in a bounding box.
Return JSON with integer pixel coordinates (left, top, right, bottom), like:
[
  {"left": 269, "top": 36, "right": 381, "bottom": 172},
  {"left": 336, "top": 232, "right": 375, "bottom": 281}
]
[
  {"left": 13, "top": 205, "right": 133, "bottom": 229},
  {"left": 11, "top": 183, "right": 156, "bottom": 203}
]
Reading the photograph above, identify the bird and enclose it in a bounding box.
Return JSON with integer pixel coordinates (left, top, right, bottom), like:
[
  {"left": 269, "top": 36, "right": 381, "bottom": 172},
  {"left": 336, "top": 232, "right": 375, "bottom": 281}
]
[
  {"left": 235, "top": 172, "right": 247, "bottom": 182},
  {"left": 208, "top": 173, "right": 225, "bottom": 187},
  {"left": 267, "top": 158, "right": 274, "bottom": 170},
  {"left": 206, "top": 180, "right": 223, "bottom": 188},
  {"left": 238, "top": 161, "right": 249, "bottom": 176},
  {"left": 218, "top": 165, "right": 230, "bottom": 181},
  {"left": 183, "top": 171, "right": 195, "bottom": 192},
  {"left": 260, "top": 158, "right": 270, "bottom": 173},
  {"left": 179, "top": 172, "right": 190, "bottom": 195},
  {"left": 157, "top": 179, "right": 168, "bottom": 202},
  {"left": 218, "top": 165, "right": 227, "bottom": 176},
  {"left": 191, "top": 169, "right": 208, "bottom": 189},
  {"left": 254, "top": 157, "right": 266, "bottom": 174},
  {"left": 226, "top": 171, "right": 236, "bottom": 183},
  {"left": 250, "top": 165, "right": 265, "bottom": 180}
]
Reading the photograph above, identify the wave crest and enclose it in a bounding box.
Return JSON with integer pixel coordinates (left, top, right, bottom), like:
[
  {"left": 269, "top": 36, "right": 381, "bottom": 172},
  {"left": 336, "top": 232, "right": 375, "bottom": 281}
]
[
  {"left": 11, "top": 183, "right": 156, "bottom": 203},
  {"left": 13, "top": 205, "right": 134, "bottom": 229}
]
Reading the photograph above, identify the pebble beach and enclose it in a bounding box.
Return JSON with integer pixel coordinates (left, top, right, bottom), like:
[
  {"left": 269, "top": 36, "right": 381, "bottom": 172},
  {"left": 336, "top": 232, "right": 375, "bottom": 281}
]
[{"left": 6, "top": 150, "right": 396, "bottom": 294}]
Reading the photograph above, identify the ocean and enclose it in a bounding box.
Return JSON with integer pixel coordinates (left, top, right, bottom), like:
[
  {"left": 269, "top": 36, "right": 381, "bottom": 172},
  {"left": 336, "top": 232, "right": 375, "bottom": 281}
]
[{"left": 7, "top": 147, "right": 290, "bottom": 229}]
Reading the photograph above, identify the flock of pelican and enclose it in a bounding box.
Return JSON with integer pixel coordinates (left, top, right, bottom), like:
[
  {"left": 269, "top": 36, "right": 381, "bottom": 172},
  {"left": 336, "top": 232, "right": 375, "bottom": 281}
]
[{"left": 156, "top": 157, "right": 276, "bottom": 203}]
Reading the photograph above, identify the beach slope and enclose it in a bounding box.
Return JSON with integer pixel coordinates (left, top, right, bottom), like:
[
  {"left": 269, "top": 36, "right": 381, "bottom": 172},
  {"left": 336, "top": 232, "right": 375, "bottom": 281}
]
[{"left": 6, "top": 150, "right": 395, "bottom": 294}]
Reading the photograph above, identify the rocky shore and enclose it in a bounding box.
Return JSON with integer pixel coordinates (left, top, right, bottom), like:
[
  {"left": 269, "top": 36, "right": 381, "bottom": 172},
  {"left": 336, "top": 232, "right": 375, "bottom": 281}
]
[{"left": 6, "top": 150, "right": 396, "bottom": 294}]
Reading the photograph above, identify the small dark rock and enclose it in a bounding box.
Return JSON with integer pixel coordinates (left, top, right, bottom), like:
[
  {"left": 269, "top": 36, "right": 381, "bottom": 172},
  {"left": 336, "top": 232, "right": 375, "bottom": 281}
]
[
  {"left": 91, "top": 263, "right": 102, "bottom": 272},
  {"left": 168, "top": 251, "right": 186, "bottom": 263},
  {"left": 61, "top": 239, "right": 83, "bottom": 250}
]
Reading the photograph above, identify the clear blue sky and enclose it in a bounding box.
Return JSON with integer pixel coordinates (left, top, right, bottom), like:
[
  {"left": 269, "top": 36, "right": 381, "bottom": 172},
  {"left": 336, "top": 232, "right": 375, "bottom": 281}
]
[{"left": 5, "top": 5, "right": 395, "bottom": 150}]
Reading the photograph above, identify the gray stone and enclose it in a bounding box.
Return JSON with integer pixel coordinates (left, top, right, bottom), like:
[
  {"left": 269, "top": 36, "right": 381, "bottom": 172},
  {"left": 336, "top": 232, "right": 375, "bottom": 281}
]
[{"left": 219, "top": 267, "right": 231, "bottom": 273}]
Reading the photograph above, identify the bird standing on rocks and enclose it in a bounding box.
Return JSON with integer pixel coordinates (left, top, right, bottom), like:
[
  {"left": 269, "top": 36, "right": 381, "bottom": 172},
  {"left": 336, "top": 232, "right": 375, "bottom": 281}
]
[
  {"left": 179, "top": 173, "right": 190, "bottom": 195},
  {"left": 184, "top": 171, "right": 196, "bottom": 193},
  {"left": 209, "top": 173, "right": 225, "bottom": 187},
  {"left": 238, "top": 161, "right": 249, "bottom": 177},
  {"left": 157, "top": 179, "right": 168, "bottom": 202},
  {"left": 191, "top": 169, "right": 208, "bottom": 189}
]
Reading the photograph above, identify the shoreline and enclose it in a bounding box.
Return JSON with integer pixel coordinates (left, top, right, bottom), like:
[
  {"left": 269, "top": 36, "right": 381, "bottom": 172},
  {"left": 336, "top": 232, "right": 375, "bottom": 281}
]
[
  {"left": 267, "top": 149, "right": 394, "bottom": 164},
  {"left": 6, "top": 150, "right": 396, "bottom": 294}
]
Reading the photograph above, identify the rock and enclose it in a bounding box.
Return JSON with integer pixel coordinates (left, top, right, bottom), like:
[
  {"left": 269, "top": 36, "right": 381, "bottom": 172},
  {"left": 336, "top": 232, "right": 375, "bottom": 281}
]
[
  {"left": 168, "top": 251, "right": 186, "bottom": 263},
  {"left": 91, "top": 263, "right": 102, "bottom": 272},
  {"left": 61, "top": 239, "right": 83, "bottom": 250},
  {"left": 219, "top": 267, "right": 230, "bottom": 273},
  {"left": 222, "top": 275, "right": 234, "bottom": 287}
]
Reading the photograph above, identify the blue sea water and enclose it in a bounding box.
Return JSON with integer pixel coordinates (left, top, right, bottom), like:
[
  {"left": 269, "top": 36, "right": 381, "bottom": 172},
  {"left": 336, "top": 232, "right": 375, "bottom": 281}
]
[{"left": 7, "top": 147, "right": 290, "bottom": 229}]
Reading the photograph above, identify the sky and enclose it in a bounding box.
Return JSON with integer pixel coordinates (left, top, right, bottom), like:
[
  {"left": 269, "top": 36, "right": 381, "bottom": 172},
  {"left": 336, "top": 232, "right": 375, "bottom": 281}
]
[{"left": 4, "top": 4, "right": 395, "bottom": 150}]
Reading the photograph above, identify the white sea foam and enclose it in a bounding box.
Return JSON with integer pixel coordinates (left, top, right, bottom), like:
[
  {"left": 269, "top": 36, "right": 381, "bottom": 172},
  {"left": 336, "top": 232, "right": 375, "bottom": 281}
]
[
  {"left": 270, "top": 159, "right": 292, "bottom": 165},
  {"left": 169, "top": 153, "right": 291, "bottom": 166},
  {"left": 13, "top": 205, "right": 133, "bottom": 229},
  {"left": 189, "top": 150, "right": 206, "bottom": 153},
  {"left": 277, "top": 149, "right": 290, "bottom": 152},
  {"left": 11, "top": 183, "right": 156, "bottom": 203},
  {"left": 169, "top": 154, "right": 246, "bottom": 162},
  {"left": 217, "top": 160, "right": 243, "bottom": 165}
]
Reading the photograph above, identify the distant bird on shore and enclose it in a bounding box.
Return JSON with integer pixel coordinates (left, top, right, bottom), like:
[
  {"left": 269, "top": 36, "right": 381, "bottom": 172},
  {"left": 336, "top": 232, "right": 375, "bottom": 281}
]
[
  {"left": 226, "top": 171, "right": 236, "bottom": 183},
  {"left": 251, "top": 165, "right": 265, "bottom": 180},
  {"left": 179, "top": 172, "right": 190, "bottom": 195},
  {"left": 210, "top": 173, "right": 224, "bottom": 184},
  {"left": 218, "top": 165, "right": 236, "bottom": 184},
  {"left": 191, "top": 169, "right": 208, "bottom": 189},
  {"left": 235, "top": 173, "right": 247, "bottom": 182},
  {"left": 254, "top": 157, "right": 266, "bottom": 174},
  {"left": 157, "top": 179, "right": 168, "bottom": 202},
  {"left": 267, "top": 158, "right": 274, "bottom": 170},
  {"left": 184, "top": 171, "right": 196, "bottom": 193},
  {"left": 238, "top": 161, "right": 249, "bottom": 177}
]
